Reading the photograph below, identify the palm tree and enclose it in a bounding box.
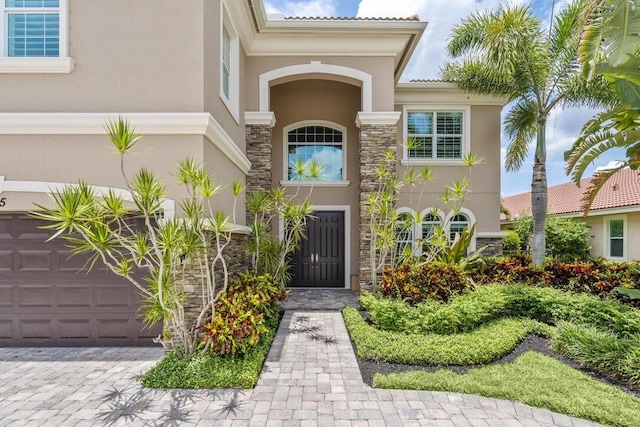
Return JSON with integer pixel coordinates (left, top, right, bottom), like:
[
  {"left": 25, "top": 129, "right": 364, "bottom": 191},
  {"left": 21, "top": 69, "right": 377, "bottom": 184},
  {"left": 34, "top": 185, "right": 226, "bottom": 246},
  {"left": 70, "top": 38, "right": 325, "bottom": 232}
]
[
  {"left": 565, "top": 0, "right": 640, "bottom": 211},
  {"left": 443, "top": 0, "right": 615, "bottom": 266}
]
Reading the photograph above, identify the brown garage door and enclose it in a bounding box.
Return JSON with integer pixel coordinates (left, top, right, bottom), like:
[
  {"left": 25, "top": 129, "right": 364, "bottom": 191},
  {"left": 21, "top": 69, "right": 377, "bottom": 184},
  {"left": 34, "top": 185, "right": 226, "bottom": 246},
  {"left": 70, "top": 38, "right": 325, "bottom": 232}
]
[{"left": 0, "top": 213, "right": 161, "bottom": 346}]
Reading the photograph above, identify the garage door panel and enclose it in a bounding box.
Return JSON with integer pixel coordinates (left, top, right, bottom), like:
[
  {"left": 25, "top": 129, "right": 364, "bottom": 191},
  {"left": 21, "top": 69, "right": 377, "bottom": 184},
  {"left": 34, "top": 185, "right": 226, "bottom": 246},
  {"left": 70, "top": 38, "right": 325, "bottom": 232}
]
[
  {"left": 58, "top": 319, "right": 92, "bottom": 340},
  {"left": 0, "top": 250, "right": 12, "bottom": 271},
  {"left": 0, "top": 320, "right": 14, "bottom": 339},
  {"left": 18, "top": 285, "right": 54, "bottom": 307},
  {"left": 0, "top": 214, "right": 161, "bottom": 346},
  {"left": 19, "top": 319, "right": 54, "bottom": 339},
  {"left": 0, "top": 286, "right": 13, "bottom": 307},
  {"left": 17, "top": 250, "right": 54, "bottom": 272},
  {"left": 58, "top": 286, "right": 92, "bottom": 307},
  {"left": 96, "top": 286, "right": 132, "bottom": 307}
]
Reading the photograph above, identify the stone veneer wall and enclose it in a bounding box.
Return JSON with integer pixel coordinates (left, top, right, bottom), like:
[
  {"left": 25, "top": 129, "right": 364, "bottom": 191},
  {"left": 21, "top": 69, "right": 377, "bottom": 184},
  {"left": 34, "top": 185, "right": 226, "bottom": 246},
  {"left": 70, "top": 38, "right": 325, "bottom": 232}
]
[
  {"left": 246, "top": 125, "right": 273, "bottom": 191},
  {"left": 476, "top": 237, "right": 503, "bottom": 257},
  {"left": 179, "top": 233, "right": 250, "bottom": 334},
  {"left": 358, "top": 123, "right": 398, "bottom": 290}
]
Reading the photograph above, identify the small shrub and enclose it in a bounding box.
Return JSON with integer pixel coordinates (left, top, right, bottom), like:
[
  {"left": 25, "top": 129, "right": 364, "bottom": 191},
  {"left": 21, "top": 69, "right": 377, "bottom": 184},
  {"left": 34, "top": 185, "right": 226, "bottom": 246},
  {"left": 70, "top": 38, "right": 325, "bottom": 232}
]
[
  {"left": 553, "top": 322, "right": 640, "bottom": 388},
  {"left": 379, "top": 262, "right": 469, "bottom": 305},
  {"left": 501, "top": 229, "right": 521, "bottom": 253},
  {"left": 199, "top": 272, "right": 287, "bottom": 356},
  {"left": 513, "top": 216, "right": 591, "bottom": 261}
]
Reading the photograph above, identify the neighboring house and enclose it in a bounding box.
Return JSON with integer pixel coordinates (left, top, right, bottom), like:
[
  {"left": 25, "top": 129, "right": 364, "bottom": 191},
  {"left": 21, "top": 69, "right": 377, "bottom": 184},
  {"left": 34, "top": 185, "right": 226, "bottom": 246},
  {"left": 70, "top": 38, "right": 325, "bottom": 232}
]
[
  {"left": 0, "top": 0, "right": 505, "bottom": 346},
  {"left": 502, "top": 168, "right": 640, "bottom": 261}
]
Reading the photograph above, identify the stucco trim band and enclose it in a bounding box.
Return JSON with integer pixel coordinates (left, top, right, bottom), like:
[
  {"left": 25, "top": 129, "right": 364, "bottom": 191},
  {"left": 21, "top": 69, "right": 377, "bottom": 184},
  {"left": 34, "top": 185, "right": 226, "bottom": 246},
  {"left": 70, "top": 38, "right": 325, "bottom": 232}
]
[
  {"left": 0, "top": 57, "right": 75, "bottom": 73},
  {"left": 245, "top": 111, "right": 276, "bottom": 127},
  {"left": 0, "top": 112, "right": 251, "bottom": 174},
  {"left": 355, "top": 112, "right": 401, "bottom": 128}
]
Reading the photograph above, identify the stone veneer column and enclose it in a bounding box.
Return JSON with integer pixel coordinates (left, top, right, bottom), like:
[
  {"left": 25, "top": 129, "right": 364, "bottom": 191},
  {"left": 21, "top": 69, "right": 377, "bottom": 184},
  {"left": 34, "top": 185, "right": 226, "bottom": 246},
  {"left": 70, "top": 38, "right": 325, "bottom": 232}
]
[
  {"left": 245, "top": 112, "right": 276, "bottom": 223},
  {"left": 356, "top": 112, "right": 401, "bottom": 290}
]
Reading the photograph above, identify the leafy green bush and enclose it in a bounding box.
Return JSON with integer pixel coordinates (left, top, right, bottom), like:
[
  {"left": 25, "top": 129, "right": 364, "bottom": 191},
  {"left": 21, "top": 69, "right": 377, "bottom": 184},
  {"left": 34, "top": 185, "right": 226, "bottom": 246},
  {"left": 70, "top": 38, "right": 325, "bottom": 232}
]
[
  {"left": 343, "top": 306, "right": 541, "bottom": 365},
  {"left": 471, "top": 256, "right": 640, "bottom": 302},
  {"left": 199, "top": 272, "right": 287, "bottom": 356},
  {"left": 372, "top": 352, "right": 640, "bottom": 427},
  {"left": 379, "top": 262, "right": 469, "bottom": 305},
  {"left": 553, "top": 322, "right": 640, "bottom": 387},
  {"left": 501, "top": 229, "right": 521, "bottom": 253},
  {"left": 362, "top": 285, "right": 640, "bottom": 337},
  {"left": 141, "top": 314, "right": 279, "bottom": 388},
  {"left": 513, "top": 216, "right": 590, "bottom": 261}
]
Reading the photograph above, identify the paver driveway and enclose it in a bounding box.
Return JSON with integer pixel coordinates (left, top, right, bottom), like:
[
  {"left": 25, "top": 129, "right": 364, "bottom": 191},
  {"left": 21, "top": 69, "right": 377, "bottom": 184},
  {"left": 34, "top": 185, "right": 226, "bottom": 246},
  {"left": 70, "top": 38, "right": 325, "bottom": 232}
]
[{"left": 0, "top": 311, "right": 603, "bottom": 426}]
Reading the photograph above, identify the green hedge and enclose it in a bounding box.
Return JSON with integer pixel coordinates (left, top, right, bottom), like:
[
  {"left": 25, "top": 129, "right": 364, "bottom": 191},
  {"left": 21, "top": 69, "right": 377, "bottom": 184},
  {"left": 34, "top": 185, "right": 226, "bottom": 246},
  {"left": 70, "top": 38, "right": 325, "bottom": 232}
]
[
  {"left": 373, "top": 351, "right": 640, "bottom": 427},
  {"left": 343, "top": 306, "right": 543, "bottom": 365},
  {"left": 361, "top": 284, "right": 640, "bottom": 337}
]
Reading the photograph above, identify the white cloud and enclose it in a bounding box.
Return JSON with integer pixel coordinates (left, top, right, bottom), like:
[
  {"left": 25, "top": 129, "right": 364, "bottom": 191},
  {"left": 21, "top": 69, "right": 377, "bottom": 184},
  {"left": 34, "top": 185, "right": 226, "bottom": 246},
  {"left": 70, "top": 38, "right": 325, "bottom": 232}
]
[
  {"left": 357, "top": 0, "right": 527, "bottom": 79},
  {"left": 265, "top": 0, "right": 337, "bottom": 17}
]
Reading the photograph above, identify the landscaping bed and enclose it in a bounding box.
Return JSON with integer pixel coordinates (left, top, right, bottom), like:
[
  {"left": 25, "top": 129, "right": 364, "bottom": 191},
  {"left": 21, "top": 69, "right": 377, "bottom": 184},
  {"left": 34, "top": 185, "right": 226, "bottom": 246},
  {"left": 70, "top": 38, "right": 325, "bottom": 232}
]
[{"left": 344, "top": 282, "right": 640, "bottom": 426}]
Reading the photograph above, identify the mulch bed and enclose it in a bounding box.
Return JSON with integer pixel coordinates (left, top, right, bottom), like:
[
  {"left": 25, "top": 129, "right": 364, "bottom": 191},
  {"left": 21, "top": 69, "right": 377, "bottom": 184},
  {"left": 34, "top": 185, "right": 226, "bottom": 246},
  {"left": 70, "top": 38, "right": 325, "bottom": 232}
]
[{"left": 347, "top": 308, "right": 640, "bottom": 398}]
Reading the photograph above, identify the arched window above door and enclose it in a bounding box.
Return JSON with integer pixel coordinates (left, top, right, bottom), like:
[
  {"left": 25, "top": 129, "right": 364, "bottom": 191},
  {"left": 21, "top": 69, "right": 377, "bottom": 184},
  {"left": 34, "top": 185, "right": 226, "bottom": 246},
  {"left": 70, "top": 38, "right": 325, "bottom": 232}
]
[{"left": 284, "top": 122, "right": 347, "bottom": 183}]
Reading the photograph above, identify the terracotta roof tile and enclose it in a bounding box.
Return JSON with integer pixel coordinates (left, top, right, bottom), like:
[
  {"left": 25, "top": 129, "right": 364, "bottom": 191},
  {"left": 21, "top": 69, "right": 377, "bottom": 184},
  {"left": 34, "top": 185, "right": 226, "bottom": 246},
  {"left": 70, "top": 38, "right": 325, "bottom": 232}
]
[
  {"left": 283, "top": 16, "right": 420, "bottom": 21},
  {"left": 502, "top": 168, "right": 640, "bottom": 220}
]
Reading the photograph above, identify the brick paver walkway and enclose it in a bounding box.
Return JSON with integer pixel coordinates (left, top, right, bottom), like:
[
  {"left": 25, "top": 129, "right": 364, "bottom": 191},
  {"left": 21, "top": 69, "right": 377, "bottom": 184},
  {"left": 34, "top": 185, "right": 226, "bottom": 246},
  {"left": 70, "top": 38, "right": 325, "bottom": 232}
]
[{"left": 0, "top": 311, "right": 603, "bottom": 426}]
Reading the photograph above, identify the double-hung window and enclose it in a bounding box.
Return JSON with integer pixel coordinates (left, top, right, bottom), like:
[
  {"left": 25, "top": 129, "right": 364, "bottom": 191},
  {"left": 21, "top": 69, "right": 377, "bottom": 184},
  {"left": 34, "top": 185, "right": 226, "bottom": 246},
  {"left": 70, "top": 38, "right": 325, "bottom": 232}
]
[
  {"left": 403, "top": 106, "right": 470, "bottom": 164},
  {"left": 3, "top": 0, "right": 60, "bottom": 57},
  {"left": 220, "top": 1, "right": 239, "bottom": 122},
  {"left": 605, "top": 216, "right": 626, "bottom": 260},
  {"left": 0, "top": 0, "right": 71, "bottom": 72}
]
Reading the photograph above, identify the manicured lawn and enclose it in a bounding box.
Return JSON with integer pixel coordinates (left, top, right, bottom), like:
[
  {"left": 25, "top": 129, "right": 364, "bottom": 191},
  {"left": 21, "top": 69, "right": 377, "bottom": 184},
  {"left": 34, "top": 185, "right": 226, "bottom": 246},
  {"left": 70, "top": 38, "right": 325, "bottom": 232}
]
[{"left": 373, "top": 351, "right": 640, "bottom": 427}]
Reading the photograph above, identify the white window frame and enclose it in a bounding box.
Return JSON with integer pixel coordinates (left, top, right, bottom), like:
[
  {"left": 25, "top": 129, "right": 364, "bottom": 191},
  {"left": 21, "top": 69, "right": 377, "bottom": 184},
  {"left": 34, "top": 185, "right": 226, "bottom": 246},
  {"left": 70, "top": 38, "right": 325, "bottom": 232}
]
[
  {"left": 444, "top": 208, "right": 476, "bottom": 253},
  {"left": 281, "top": 120, "right": 350, "bottom": 186},
  {"left": 603, "top": 214, "right": 627, "bottom": 261},
  {"left": 220, "top": 0, "right": 239, "bottom": 123},
  {"left": 0, "top": 0, "right": 72, "bottom": 73},
  {"left": 419, "top": 208, "right": 445, "bottom": 253},
  {"left": 401, "top": 104, "right": 471, "bottom": 166}
]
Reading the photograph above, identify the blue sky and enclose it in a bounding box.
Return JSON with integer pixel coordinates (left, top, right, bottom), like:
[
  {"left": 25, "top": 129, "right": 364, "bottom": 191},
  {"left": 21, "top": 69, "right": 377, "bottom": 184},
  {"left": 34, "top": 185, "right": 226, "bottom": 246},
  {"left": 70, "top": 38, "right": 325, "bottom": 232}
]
[{"left": 264, "top": 0, "right": 625, "bottom": 196}]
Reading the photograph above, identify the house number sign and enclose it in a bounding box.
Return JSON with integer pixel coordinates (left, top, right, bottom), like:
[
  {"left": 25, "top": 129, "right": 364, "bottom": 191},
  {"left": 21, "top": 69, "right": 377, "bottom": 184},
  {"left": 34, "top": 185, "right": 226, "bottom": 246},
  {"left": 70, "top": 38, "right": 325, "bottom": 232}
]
[{"left": 0, "top": 198, "right": 6, "bottom": 207}]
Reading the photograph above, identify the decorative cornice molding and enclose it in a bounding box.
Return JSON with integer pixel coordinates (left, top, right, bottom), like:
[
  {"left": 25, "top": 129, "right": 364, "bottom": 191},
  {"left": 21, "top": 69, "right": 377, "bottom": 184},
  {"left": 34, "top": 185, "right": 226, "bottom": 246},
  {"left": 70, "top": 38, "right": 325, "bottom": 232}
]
[
  {"left": 245, "top": 111, "right": 276, "bottom": 127},
  {"left": 0, "top": 113, "right": 251, "bottom": 174},
  {"left": 355, "top": 111, "right": 401, "bottom": 128},
  {"left": 0, "top": 57, "right": 75, "bottom": 74}
]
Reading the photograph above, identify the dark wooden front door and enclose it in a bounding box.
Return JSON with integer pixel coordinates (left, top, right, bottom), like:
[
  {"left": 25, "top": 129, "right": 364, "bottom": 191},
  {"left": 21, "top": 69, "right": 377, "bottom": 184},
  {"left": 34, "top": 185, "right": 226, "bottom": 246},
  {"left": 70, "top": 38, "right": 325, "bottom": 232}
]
[{"left": 289, "top": 211, "right": 345, "bottom": 288}]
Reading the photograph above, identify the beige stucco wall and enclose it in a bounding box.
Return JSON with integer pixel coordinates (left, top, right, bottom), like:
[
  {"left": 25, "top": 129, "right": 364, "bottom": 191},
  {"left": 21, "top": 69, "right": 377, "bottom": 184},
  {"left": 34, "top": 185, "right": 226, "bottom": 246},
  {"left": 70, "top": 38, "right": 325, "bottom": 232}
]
[
  {"left": 270, "top": 79, "right": 362, "bottom": 275},
  {"left": 203, "top": 0, "right": 247, "bottom": 152},
  {"left": 0, "top": 134, "right": 242, "bottom": 219},
  {"left": 1, "top": 0, "right": 208, "bottom": 113},
  {"left": 585, "top": 212, "right": 640, "bottom": 261},
  {"left": 244, "top": 56, "right": 396, "bottom": 112},
  {"left": 396, "top": 105, "right": 502, "bottom": 233}
]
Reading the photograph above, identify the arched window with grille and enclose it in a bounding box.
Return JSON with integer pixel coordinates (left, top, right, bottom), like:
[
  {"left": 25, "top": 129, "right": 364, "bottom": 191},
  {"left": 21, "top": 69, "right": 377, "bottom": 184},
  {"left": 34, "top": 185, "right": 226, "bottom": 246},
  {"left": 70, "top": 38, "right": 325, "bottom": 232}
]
[{"left": 285, "top": 123, "right": 345, "bottom": 181}]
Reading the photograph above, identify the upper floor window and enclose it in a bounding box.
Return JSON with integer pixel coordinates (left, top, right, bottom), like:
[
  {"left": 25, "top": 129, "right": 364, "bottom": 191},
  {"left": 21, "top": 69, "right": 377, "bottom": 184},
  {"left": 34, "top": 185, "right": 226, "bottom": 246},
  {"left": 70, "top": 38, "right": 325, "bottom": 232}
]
[
  {"left": 402, "top": 105, "right": 470, "bottom": 165},
  {"left": 220, "top": 1, "right": 239, "bottom": 122},
  {"left": 286, "top": 124, "right": 346, "bottom": 182},
  {"left": 3, "top": 0, "right": 60, "bottom": 57}
]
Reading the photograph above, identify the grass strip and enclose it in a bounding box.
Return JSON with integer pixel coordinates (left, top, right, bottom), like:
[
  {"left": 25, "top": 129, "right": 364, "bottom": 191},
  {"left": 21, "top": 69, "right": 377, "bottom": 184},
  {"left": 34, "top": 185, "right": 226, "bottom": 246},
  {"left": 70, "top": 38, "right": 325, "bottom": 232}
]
[
  {"left": 140, "top": 318, "right": 278, "bottom": 389},
  {"left": 372, "top": 351, "right": 640, "bottom": 427},
  {"left": 343, "top": 306, "right": 537, "bottom": 365}
]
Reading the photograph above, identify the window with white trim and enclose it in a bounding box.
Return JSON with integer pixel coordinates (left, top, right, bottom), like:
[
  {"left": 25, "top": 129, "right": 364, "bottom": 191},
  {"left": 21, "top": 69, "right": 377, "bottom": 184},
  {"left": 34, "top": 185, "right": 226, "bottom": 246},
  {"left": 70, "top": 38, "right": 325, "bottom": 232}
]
[
  {"left": 286, "top": 124, "right": 345, "bottom": 181},
  {"left": 403, "top": 105, "right": 470, "bottom": 163},
  {"left": 395, "top": 212, "right": 414, "bottom": 258},
  {"left": 421, "top": 211, "right": 442, "bottom": 252},
  {"left": 2, "top": 0, "right": 62, "bottom": 57},
  {"left": 449, "top": 213, "right": 470, "bottom": 242},
  {"left": 605, "top": 216, "right": 626, "bottom": 260},
  {"left": 220, "top": 1, "right": 239, "bottom": 121}
]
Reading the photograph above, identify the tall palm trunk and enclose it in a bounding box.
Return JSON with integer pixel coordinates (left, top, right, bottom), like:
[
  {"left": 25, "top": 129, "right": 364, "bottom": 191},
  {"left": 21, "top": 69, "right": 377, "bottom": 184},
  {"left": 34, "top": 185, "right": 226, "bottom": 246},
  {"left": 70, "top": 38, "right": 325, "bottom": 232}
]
[{"left": 531, "top": 119, "right": 547, "bottom": 266}]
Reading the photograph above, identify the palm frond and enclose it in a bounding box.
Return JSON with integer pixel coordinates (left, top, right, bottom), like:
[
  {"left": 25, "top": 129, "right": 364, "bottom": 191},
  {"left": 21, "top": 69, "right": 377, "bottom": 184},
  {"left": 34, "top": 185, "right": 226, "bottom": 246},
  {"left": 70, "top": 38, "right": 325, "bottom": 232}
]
[{"left": 503, "top": 98, "right": 538, "bottom": 172}]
